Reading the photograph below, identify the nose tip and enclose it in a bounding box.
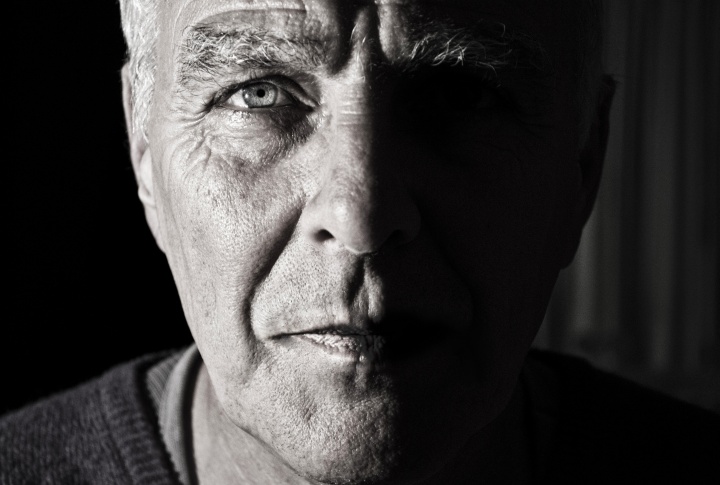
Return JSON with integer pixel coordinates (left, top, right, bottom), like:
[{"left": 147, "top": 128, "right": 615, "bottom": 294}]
[{"left": 302, "top": 172, "right": 420, "bottom": 255}]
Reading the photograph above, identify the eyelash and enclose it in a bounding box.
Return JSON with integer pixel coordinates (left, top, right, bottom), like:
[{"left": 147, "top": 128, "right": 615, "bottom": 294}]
[
  {"left": 397, "top": 68, "right": 508, "bottom": 110},
  {"left": 207, "top": 74, "right": 308, "bottom": 113}
]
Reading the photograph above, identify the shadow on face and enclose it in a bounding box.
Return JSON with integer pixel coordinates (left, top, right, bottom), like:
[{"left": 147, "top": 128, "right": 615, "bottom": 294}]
[{"left": 122, "top": 0, "right": 610, "bottom": 482}]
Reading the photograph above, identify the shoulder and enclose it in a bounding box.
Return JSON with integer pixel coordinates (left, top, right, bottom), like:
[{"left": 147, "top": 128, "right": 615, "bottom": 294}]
[
  {"left": 524, "top": 349, "right": 720, "bottom": 483},
  {"left": 0, "top": 351, "right": 179, "bottom": 485}
]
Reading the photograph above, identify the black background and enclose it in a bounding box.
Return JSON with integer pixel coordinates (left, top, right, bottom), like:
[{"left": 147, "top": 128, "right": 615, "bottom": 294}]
[{"left": 5, "top": 2, "right": 192, "bottom": 414}]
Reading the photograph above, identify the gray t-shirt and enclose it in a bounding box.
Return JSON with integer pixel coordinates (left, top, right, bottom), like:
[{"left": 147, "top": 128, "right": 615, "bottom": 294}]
[{"left": 146, "top": 345, "right": 201, "bottom": 485}]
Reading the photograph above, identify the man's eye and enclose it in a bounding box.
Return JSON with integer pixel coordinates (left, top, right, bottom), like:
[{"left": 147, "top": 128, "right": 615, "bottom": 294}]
[
  {"left": 400, "top": 70, "right": 505, "bottom": 117},
  {"left": 429, "top": 83, "right": 500, "bottom": 112},
  {"left": 221, "top": 82, "right": 294, "bottom": 110}
]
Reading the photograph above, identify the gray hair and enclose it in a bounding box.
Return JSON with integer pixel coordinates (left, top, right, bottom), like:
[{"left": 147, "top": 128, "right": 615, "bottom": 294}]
[
  {"left": 118, "top": 0, "right": 604, "bottom": 144},
  {"left": 118, "top": 0, "right": 157, "bottom": 140}
]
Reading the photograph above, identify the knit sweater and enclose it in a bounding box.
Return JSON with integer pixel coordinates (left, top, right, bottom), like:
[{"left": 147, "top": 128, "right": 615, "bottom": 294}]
[
  {"left": 1, "top": 350, "right": 719, "bottom": 484},
  {"left": 1, "top": 352, "right": 180, "bottom": 485}
]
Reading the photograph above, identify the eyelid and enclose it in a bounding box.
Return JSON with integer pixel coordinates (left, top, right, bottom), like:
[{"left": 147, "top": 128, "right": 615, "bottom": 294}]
[
  {"left": 405, "top": 65, "right": 505, "bottom": 99},
  {"left": 435, "top": 66, "right": 517, "bottom": 109},
  {"left": 211, "top": 75, "right": 316, "bottom": 111},
  {"left": 223, "top": 82, "right": 291, "bottom": 110},
  {"left": 413, "top": 64, "right": 500, "bottom": 82}
]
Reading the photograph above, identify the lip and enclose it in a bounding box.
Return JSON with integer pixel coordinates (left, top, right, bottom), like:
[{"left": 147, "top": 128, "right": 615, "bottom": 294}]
[
  {"left": 279, "top": 322, "right": 386, "bottom": 362},
  {"left": 274, "top": 318, "right": 451, "bottom": 363},
  {"left": 293, "top": 332, "right": 387, "bottom": 362}
]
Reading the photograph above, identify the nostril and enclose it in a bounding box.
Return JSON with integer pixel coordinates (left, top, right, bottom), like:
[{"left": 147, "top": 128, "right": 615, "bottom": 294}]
[
  {"left": 383, "top": 229, "right": 409, "bottom": 252},
  {"left": 314, "top": 229, "right": 334, "bottom": 243}
]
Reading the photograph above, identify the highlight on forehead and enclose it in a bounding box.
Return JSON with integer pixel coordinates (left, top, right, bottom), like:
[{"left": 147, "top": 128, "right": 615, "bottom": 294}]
[{"left": 177, "top": 16, "right": 550, "bottom": 87}]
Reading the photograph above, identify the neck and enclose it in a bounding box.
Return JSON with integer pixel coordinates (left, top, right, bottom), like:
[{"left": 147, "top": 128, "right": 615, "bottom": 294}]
[
  {"left": 191, "top": 364, "right": 533, "bottom": 485},
  {"left": 192, "top": 365, "right": 312, "bottom": 485},
  {"left": 435, "top": 383, "right": 533, "bottom": 484}
]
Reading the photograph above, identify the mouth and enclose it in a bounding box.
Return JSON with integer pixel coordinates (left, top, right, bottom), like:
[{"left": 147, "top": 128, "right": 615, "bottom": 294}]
[
  {"left": 277, "top": 323, "right": 386, "bottom": 362},
  {"left": 276, "top": 319, "right": 450, "bottom": 363},
  {"left": 295, "top": 332, "right": 387, "bottom": 362}
]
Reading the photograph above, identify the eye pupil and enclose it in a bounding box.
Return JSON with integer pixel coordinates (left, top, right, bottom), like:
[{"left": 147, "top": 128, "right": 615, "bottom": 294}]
[{"left": 241, "top": 82, "right": 278, "bottom": 108}]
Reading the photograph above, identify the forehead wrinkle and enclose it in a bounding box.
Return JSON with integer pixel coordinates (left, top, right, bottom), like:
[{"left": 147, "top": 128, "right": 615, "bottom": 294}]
[
  {"left": 341, "top": 7, "right": 527, "bottom": 79},
  {"left": 169, "top": 0, "right": 309, "bottom": 39},
  {"left": 371, "top": 2, "right": 550, "bottom": 75}
]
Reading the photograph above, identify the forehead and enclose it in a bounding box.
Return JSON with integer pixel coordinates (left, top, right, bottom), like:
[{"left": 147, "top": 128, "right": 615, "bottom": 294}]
[{"left": 155, "top": 0, "right": 575, "bottom": 68}]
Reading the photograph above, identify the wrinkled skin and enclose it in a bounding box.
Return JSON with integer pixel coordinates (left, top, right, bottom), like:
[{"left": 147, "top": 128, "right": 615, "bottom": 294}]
[{"left": 123, "top": 0, "right": 611, "bottom": 483}]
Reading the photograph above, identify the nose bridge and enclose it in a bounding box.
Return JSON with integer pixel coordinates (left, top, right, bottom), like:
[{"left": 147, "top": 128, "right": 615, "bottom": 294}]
[
  {"left": 333, "top": 93, "right": 378, "bottom": 192},
  {"left": 301, "top": 81, "right": 420, "bottom": 255},
  {"left": 324, "top": 99, "right": 388, "bottom": 245}
]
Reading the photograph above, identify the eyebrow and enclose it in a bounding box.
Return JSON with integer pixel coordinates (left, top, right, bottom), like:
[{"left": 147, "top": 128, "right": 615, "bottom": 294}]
[
  {"left": 177, "top": 20, "right": 549, "bottom": 87},
  {"left": 178, "top": 26, "right": 327, "bottom": 85},
  {"left": 398, "top": 21, "right": 548, "bottom": 75}
]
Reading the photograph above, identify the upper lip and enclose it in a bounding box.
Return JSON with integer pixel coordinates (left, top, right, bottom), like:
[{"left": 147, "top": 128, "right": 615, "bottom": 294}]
[
  {"left": 274, "top": 315, "right": 451, "bottom": 341},
  {"left": 276, "top": 317, "right": 455, "bottom": 361},
  {"left": 279, "top": 322, "right": 382, "bottom": 338}
]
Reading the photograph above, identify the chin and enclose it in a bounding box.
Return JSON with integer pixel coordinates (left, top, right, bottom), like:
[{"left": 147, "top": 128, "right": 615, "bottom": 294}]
[
  {"left": 264, "top": 395, "right": 471, "bottom": 485},
  {"left": 287, "top": 441, "right": 428, "bottom": 485},
  {"left": 270, "top": 410, "right": 402, "bottom": 485},
  {"left": 297, "top": 461, "right": 397, "bottom": 485}
]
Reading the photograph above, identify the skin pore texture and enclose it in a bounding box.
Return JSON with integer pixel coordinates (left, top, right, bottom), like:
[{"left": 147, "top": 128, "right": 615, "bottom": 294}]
[{"left": 123, "top": 0, "right": 611, "bottom": 483}]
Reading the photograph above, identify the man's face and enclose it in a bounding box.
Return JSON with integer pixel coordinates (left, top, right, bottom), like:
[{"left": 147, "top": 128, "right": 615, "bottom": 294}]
[{"left": 135, "top": 0, "right": 595, "bottom": 481}]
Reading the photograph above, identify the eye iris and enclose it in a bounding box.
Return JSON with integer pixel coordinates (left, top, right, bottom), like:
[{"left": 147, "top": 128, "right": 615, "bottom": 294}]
[
  {"left": 242, "top": 83, "right": 278, "bottom": 108},
  {"left": 439, "top": 83, "right": 484, "bottom": 110}
]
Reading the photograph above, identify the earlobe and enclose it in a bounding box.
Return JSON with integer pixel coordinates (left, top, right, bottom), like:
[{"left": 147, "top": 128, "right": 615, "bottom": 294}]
[
  {"left": 136, "top": 149, "right": 155, "bottom": 209},
  {"left": 136, "top": 150, "right": 165, "bottom": 253},
  {"left": 559, "top": 75, "right": 616, "bottom": 268},
  {"left": 577, "top": 75, "right": 615, "bottom": 221},
  {"left": 121, "top": 63, "right": 164, "bottom": 253}
]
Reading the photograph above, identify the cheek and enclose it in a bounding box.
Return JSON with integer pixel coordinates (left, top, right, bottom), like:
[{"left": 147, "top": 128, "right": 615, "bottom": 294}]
[
  {"left": 418, "top": 134, "right": 565, "bottom": 391},
  {"left": 424, "top": 131, "right": 560, "bottom": 275},
  {"left": 152, "top": 129, "right": 306, "bottom": 364}
]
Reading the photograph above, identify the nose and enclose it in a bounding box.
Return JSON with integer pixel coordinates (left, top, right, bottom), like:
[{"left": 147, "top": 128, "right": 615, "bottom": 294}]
[{"left": 300, "top": 116, "right": 421, "bottom": 255}]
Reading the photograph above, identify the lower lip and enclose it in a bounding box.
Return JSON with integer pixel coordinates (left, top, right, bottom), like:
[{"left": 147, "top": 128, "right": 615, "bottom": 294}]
[{"left": 293, "top": 333, "right": 386, "bottom": 362}]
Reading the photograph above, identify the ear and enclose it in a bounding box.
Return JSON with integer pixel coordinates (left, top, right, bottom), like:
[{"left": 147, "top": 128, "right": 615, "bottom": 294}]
[
  {"left": 121, "top": 64, "right": 165, "bottom": 253},
  {"left": 559, "top": 75, "right": 616, "bottom": 268}
]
